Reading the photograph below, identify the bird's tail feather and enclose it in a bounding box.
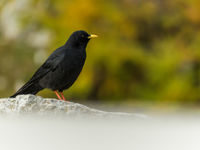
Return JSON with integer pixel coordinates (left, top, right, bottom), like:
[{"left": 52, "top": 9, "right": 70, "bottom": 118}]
[{"left": 10, "top": 82, "right": 43, "bottom": 98}]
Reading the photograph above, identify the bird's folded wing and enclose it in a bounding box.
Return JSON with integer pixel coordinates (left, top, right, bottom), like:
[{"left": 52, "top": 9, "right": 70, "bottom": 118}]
[
  {"left": 28, "top": 54, "right": 65, "bottom": 83},
  {"left": 10, "top": 54, "right": 64, "bottom": 97}
]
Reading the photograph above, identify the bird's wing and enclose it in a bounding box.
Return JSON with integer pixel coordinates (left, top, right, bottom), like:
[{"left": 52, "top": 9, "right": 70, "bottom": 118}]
[
  {"left": 28, "top": 53, "right": 65, "bottom": 83},
  {"left": 10, "top": 52, "right": 65, "bottom": 98}
]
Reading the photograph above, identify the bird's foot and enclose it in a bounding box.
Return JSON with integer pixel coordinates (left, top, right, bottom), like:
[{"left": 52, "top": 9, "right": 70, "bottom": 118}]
[
  {"left": 54, "top": 91, "right": 67, "bottom": 101},
  {"left": 60, "top": 92, "right": 66, "bottom": 101}
]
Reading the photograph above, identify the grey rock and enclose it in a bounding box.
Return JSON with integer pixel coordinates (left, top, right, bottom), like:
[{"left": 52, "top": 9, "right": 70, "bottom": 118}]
[{"left": 0, "top": 94, "right": 147, "bottom": 119}]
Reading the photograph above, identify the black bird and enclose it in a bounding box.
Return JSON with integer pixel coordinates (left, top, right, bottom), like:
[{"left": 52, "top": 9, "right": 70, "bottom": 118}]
[{"left": 11, "top": 30, "right": 98, "bottom": 100}]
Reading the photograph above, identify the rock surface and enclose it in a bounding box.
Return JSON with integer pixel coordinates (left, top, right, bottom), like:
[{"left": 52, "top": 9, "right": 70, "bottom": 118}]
[{"left": 0, "top": 94, "right": 147, "bottom": 119}]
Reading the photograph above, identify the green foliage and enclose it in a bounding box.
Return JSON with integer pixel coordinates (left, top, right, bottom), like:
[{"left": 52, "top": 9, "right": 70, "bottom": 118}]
[{"left": 0, "top": 0, "right": 200, "bottom": 105}]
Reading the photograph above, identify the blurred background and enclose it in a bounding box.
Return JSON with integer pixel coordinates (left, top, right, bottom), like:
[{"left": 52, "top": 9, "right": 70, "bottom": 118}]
[{"left": 0, "top": 0, "right": 200, "bottom": 110}]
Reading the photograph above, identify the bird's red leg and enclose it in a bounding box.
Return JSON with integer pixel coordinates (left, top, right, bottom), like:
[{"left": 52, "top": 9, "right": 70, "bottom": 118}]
[
  {"left": 60, "top": 92, "right": 66, "bottom": 101},
  {"left": 54, "top": 91, "right": 62, "bottom": 100}
]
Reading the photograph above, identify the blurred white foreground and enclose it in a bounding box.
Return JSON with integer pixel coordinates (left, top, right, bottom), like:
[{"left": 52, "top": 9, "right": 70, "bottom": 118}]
[
  {"left": 0, "top": 95, "right": 200, "bottom": 150},
  {"left": 0, "top": 117, "right": 200, "bottom": 150}
]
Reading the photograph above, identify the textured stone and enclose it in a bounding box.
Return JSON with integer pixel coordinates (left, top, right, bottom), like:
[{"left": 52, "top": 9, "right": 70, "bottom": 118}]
[{"left": 0, "top": 94, "right": 147, "bottom": 119}]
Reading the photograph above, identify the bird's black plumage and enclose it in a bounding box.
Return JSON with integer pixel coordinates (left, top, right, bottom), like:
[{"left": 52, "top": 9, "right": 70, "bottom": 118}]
[{"left": 11, "top": 30, "right": 97, "bottom": 99}]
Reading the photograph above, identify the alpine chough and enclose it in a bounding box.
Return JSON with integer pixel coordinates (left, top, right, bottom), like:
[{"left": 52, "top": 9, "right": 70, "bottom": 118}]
[{"left": 11, "top": 30, "right": 98, "bottom": 100}]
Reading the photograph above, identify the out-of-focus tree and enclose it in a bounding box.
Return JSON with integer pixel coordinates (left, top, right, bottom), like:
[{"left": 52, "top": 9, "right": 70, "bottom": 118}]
[{"left": 0, "top": 0, "right": 200, "bottom": 105}]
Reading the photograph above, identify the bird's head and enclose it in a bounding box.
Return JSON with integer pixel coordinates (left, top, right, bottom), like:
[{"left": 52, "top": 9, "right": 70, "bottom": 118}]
[{"left": 65, "top": 30, "right": 98, "bottom": 49}]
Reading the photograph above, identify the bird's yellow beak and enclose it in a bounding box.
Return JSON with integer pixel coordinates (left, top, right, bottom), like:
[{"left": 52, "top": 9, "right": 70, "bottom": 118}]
[{"left": 88, "top": 34, "right": 98, "bottom": 39}]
